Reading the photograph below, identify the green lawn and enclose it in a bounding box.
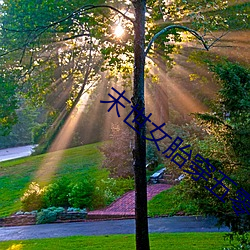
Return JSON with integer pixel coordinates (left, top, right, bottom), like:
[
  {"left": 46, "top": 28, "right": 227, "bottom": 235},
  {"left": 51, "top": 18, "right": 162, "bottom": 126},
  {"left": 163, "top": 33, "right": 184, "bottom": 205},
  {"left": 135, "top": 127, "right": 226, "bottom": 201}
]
[
  {"left": 0, "top": 140, "right": 188, "bottom": 218},
  {"left": 0, "top": 141, "right": 200, "bottom": 218},
  {"left": 0, "top": 233, "right": 230, "bottom": 250},
  {"left": 0, "top": 142, "right": 104, "bottom": 217},
  {"left": 148, "top": 186, "right": 200, "bottom": 217}
]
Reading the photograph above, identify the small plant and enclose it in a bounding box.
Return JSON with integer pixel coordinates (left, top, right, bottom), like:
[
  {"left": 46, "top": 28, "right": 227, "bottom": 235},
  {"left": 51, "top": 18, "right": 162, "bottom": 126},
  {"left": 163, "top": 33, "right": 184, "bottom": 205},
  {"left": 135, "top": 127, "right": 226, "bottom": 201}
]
[
  {"left": 67, "top": 207, "right": 87, "bottom": 213},
  {"left": 223, "top": 232, "right": 250, "bottom": 250},
  {"left": 94, "top": 177, "right": 119, "bottom": 208},
  {"left": 21, "top": 182, "right": 45, "bottom": 211},
  {"left": 36, "top": 206, "right": 64, "bottom": 224},
  {"left": 112, "top": 177, "right": 134, "bottom": 197}
]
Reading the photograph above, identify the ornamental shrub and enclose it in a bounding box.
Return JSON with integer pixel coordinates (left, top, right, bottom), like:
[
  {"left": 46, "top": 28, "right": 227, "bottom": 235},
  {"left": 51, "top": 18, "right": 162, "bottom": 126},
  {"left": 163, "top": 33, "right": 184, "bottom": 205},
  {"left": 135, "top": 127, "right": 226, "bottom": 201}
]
[
  {"left": 223, "top": 232, "right": 250, "bottom": 250},
  {"left": 36, "top": 206, "right": 64, "bottom": 224},
  {"left": 21, "top": 182, "right": 45, "bottom": 211},
  {"left": 68, "top": 180, "right": 94, "bottom": 209},
  {"left": 43, "top": 177, "right": 71, "bottom": 208},
  {"left": 93, "top": 178, "right": 118, "bottom": 208}
]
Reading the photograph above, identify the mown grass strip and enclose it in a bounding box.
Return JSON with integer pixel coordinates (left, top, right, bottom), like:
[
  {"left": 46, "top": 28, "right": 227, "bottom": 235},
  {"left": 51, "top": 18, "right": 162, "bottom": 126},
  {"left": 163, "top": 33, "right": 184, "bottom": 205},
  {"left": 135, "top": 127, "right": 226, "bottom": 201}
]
[{"left": 0, "top": 233, "right": 230, "bottom": 250}]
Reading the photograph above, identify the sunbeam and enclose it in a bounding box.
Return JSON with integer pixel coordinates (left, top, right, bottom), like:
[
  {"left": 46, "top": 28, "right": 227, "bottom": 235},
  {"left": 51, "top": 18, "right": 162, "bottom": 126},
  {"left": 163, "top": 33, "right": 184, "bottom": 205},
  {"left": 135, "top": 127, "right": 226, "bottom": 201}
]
[
  {"left": 145, "top": 54, "right": 211, "bottom": 124},
  {"left": 35, "top": 92, "right": 90, "bottom": 184}
]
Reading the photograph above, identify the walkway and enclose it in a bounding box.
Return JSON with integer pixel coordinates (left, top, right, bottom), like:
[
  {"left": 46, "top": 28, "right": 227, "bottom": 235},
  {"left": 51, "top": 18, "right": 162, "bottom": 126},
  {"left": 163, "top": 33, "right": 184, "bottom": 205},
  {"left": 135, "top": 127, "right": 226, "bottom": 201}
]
[{"left": 88, "top": 184, "right": 171, "bottom": 219}]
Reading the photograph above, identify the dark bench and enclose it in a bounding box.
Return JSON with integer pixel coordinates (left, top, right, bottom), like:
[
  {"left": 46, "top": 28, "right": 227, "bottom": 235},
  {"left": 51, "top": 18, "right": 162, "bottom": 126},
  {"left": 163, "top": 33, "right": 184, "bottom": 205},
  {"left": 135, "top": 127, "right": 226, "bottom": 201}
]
[{"left": 149, "top": 168, "right": 165, "bottom": 184}]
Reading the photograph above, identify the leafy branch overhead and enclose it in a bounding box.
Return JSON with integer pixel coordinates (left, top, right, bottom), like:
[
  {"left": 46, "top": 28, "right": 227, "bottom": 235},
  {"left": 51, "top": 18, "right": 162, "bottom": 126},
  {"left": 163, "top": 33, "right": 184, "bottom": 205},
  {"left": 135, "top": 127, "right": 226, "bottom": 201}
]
[
  {"left": 0, "top": 1, "right": 247, "bottom": 136},
  {"left": 1, "top": 2, "right": 236, "bottom": 57},
  {"left": 0, "top": 1, "right": 239, "bottom": 108}
]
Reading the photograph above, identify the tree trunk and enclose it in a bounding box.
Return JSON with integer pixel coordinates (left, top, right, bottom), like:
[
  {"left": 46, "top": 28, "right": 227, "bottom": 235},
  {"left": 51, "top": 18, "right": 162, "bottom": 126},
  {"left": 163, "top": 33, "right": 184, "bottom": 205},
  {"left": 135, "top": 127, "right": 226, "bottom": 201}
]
[{"left": 132, "top": 1, "right": 150, "bottom": 250}]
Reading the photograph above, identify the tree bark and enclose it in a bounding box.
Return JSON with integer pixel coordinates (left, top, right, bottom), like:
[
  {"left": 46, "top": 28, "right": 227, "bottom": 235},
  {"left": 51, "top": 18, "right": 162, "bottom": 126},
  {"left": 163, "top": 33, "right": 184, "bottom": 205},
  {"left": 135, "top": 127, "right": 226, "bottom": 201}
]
[{"left": 132, "top": 1, "right": 150, "bottom": 250}]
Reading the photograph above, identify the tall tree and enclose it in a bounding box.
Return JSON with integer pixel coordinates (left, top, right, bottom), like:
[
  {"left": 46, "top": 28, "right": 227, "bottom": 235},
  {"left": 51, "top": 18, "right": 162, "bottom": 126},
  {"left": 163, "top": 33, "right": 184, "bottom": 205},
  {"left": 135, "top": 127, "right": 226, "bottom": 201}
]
[
  {"left": 0, "top": 1, "right": 246, "bottom": 249},
  {"left": 132, "top": 2, "right": 148, "bottom": 248},
  {"left": 194, "top": 60, "right": 250, "bottom": 233}
]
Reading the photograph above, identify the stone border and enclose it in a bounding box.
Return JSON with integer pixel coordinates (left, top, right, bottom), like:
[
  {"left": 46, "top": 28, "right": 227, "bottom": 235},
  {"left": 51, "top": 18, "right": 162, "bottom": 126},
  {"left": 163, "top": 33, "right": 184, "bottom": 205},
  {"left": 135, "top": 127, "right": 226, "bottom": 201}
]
[{"left": 0, "top": 212, "right": 87, "bottom": 227}]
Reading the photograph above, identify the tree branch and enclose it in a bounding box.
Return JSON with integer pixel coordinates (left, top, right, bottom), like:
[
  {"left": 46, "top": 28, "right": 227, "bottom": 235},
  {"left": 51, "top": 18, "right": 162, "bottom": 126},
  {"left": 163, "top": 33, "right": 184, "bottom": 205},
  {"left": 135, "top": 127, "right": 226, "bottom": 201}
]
[
  {"left": 83, "top": 5, "right": 134, "bottom": 23},
  {"left": 36, "top": 4, "right": 134, "bottom": 31},
  {"left": 1, "top": 4, "right": 134, "bottom": 33},
  {"left": 205, "top": 30, "right": 230, "bottom": 49},
  {"left": 0, "top": 4, "right": 134, "bottom": 57},
  {"left": 145, "top": 25, "right": 210, "bottom": 56}
]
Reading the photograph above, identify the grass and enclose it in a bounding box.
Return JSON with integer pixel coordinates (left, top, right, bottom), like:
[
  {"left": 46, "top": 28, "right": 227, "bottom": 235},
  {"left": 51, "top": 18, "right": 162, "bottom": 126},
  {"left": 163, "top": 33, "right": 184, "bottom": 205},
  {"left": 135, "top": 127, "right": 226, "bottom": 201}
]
[
  {"left": 148, "top": 186, "right": 199, "bottom": 217},
  {"left": 0, "top": 142, "right": 105, "bottom": 217},
  {"left": 0, "top": 140, "right": 198, "bottom": 218},
  {"left": 0, "top": 233, "right": 230, "bottom": 250}
]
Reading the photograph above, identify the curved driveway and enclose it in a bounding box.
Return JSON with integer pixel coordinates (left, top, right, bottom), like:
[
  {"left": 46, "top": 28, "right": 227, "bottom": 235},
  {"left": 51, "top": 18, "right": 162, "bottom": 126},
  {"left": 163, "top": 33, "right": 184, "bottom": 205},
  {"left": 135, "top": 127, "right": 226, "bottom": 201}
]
[
  {"left": 0, "top": 145, "right": 36, "bottom": 162},
  {"left": 0, "top": 216, "right": 229, "bottom": 241}
]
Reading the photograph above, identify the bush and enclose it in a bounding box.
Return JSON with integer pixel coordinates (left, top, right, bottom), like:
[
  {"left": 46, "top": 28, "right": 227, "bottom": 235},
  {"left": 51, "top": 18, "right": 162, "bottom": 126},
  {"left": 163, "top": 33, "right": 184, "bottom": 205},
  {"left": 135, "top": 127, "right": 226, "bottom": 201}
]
[
  {"left": 223, "top": 232, "right": 250, "bottom": 250},
  {"left": 93, "top": 178, "right": 118, "bottom": 208},
  {"left": 67, "top": 207, "right": 86, "bottom": 213},
  {"left": 36, "top": 206, "right": 64, "bottom": 224},
  {"left": 21, "top": 182, "right": 45, "bottom": 211},
  {"left": 68, "top": 180, "right": 94, "bottom": 209},
  {"left": 92, "top": 177, "right": 134, "bottom": 209},
  {"left": 43, "top": 177, "right": 71, "bottom": 208},
  {"left": 112, "top": 177, "right": 134, "bottom": 197},
  {"left": 22, "top": 176, "right": 131, "bottom": 213}
]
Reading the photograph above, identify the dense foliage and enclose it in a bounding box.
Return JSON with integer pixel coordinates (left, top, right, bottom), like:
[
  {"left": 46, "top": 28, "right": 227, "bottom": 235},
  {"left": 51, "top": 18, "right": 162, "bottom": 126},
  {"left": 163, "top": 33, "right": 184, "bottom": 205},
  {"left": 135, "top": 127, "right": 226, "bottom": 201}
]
[
  {"left": 0, "top": 74, "right": 18, "bottom": 136},
  {"left": 0, "top": 0, "right": 248, "bottom": 139},
  {"left": 174, "top": 60, "right": 250, "bottom": 233},
  {"left": 21, "top": 175, "right": 134, "bottom": 212}
]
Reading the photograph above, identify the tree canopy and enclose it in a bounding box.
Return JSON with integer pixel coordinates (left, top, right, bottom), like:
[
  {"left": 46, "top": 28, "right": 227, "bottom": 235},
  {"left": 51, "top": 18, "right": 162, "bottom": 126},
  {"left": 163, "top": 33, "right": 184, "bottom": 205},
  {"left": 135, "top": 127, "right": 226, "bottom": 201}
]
[
  {"left": 0, "top": 1, "right": 249, "bottom": 249},
  {"left": 1, "top": 0, "right": 248, "bottom": 134}
]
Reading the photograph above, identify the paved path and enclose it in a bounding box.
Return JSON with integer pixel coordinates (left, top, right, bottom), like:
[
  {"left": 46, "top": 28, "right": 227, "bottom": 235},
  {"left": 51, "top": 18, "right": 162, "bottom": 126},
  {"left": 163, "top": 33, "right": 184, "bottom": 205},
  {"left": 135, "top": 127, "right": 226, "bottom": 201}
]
[
  {"left": 0, "top": 145, "right": 37, "bottom": 162},
  {"left": 0, "top": 216, "right": 230, "bottom": 241},
  {"left": 88, "top": 184, "right": 171, "bottom": 218}
]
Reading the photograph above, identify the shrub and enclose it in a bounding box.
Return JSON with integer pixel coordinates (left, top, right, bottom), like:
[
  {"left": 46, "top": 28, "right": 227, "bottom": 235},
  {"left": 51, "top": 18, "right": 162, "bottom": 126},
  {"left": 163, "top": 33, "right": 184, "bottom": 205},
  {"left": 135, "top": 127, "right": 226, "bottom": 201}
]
[
  {"left": 68, "top": 180, "right": 94, "bottom": 209},
  {"left": 93, "top": 178, "right": 118, "bottom": 208},
  {"left": 93, "top": 177, "right": 134, "bottom": 209},
  {"left": 36, "top": 206, "right": 64, "bottom": 224},
  {"left": 223, "top": 232, "right": 250, "bottom": 250},
  {"left": 32, "top": 123, "right": 47, "bottom": 144},
  {"left": 21, "top": 182, "right": 45, "bottom": 211},
  {"left": 112, "top": 177, "right": 134, "bottom": 197},
  {"left": 43, "top": 177, "right": 71, "bottom": 208}
]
